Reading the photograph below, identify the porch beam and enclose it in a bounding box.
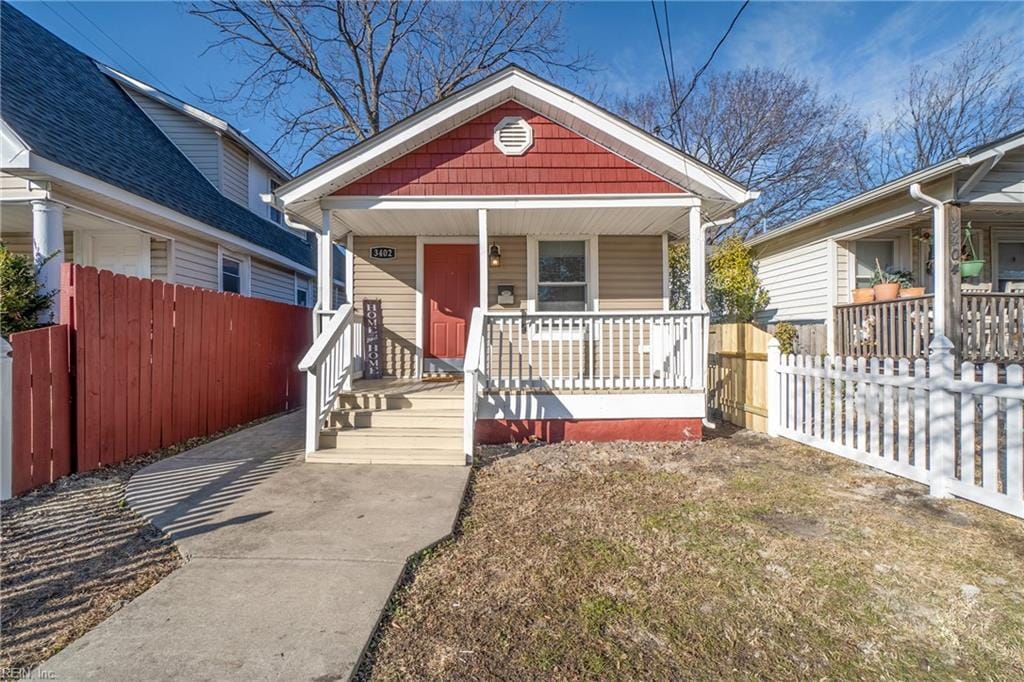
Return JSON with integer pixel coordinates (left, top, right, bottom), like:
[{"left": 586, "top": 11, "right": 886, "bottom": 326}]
[
  {"left": 687, "top": 205, "right": 706, "bottom": 312},
  {"left": 319, "top": 194, "right": 701, "bottom": 211},
  {"left": 478, "top": 209, "right": 488, "bottom": 310}
]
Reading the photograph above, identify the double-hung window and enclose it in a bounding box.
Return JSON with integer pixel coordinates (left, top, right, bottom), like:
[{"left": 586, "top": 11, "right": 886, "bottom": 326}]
[
  {"left": 538, "top": 240, "right": 587, "bottom": 312},
  {"left": 269, "top": 179, "right": 283, "bottom": 225},
  {"left": 221, "top": 255, "right": 243, "bottom": 294}
]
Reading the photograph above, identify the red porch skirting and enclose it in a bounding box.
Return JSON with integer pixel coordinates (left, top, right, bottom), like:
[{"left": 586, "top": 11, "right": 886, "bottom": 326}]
[{"left": 475, "top": 418, "right": 702, "bottom": 444}]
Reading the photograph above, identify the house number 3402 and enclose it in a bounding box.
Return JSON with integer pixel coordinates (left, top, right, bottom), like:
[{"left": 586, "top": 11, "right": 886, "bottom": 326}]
[{"left": 370, "top": 246, "right": 396, "bottom": 260}]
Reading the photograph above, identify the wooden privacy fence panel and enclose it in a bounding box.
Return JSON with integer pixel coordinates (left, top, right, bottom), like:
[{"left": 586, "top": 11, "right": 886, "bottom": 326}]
[
  {"left": 9, "top": 325, "right": 72, "bottom": 495},
  {"left": 61, "top": 264, "right": 311, "bottom": 472},
  {"left": 708, "top": 323, "right": 771, "bottom": 433}
]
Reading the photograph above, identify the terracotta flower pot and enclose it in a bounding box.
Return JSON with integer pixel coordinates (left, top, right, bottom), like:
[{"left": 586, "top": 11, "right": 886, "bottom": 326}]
[
  {"left": 873, "top": 283, "right": 900, "bottom": 301},
  {"left": 852, "top": 287, "right": 875, "bottom": 304},
  {"left": 900, "top": 287, "right": 925, "bottom": 298}
]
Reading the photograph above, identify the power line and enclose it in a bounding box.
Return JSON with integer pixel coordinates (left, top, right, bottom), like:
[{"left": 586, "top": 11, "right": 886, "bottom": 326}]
[
  {"left": 663, "top": 0, "right": 750, "bottom": 126},
  {"left": 661, "top": 0, "right": 682, "bottom": 146},
  {"left": 41, "top": 1, "right": 123, "bottom": 69},
  {"left": 65, "top": 2, "right": 172, "bottom": 91}
]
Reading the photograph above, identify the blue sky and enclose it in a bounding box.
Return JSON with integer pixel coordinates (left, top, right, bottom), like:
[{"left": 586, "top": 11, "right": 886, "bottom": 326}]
[{"left": 13, "top": 1, "right": 1023, "bottom": 173}]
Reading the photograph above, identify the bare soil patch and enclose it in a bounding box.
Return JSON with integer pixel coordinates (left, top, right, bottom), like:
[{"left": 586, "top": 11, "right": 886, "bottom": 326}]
[
  {"left": 365, "top": 427, "right": 1024, "bottom": 680},
  {"left": 0, "top": 413, "right": 287, "bottom": 673}
]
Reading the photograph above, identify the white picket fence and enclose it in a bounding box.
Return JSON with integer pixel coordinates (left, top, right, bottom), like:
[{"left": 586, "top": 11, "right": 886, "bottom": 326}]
[{"left": 767, "top": 338, "right": 1024, "bottom": 519}]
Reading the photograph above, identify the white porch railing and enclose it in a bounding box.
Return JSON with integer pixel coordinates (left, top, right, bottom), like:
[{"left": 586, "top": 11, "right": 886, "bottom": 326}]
[
  {"left": 481, "top": 311, "right": 707, "bottom": 391},
  {"left": 298, "top": 303, "right": 355, "bottom": 453}
]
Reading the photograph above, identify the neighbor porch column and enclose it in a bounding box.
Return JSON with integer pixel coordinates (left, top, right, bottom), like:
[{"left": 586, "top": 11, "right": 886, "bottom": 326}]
[
  {"left": 478, "top": 208, "right": 488, "bottom": 311},
  {"left": 687, "top": 205, "right": 706, "bottom": 311},
  {"left": 31, "top": 199, "right": 64, "bottom": 323},
  {"left": 318, "top": 208, "right": 334, "bottom": 313}
]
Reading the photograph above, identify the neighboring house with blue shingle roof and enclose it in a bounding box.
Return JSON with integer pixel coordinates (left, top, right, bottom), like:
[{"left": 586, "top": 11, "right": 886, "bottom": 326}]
[{"left": 0, "top": 3, "right": 345, "bottom": 318}]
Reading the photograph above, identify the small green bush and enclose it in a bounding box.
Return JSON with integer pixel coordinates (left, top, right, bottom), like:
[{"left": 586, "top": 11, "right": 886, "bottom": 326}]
[
  {"left": 707, "top": 236, "right": 769, "bottom": 322},
  {"left": 773, "top": 321, "right": 797, "bottom": 355},
  {"left": 0, "top": 243, "right": 55, "bottom": 334}
]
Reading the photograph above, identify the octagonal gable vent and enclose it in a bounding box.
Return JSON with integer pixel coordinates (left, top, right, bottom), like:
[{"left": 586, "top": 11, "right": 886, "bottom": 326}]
[{"left": 493, "top": 116, "right": 533, "bottom": 156}]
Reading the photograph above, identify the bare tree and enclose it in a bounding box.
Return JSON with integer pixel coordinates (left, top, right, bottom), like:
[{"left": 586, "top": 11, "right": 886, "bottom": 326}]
[
  {"left": 868, "top": 35, "right": 1024, "bottom": 184},
  {"left": 189, "top": 0, "right": 587, "bottom": 170},
  {"left": 618, "top": 68, "right": 867, "bottom": 240}
]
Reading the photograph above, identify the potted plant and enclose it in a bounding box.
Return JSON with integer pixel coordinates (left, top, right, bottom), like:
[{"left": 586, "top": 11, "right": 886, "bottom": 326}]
[
  {"left": 960, "top": 222, "right": 984, "bottom": 278},
  {"left": 852, "top": 286, "right": 875, "bottom": 303},
  {"left": 900, "top": 282, "right": 926, "bottom": 298},
  {"left": 870, "top": 260, "right": 909, "bottom": 302}
]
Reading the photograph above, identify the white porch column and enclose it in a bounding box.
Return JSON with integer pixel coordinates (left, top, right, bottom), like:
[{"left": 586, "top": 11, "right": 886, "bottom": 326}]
[
  {"left": 345, "top": 233, "right": 354, "bottom": 304},
  {"left": 687, "top": 205, "right": 706, "bottom": 312},
  {"left": 478, "top": 208, "right": 488, "bottom": 310},
  {"left": 318, "top": 208, "right": 334, "bottom": 312},
  {"left": 31, "top": 200, "right": 64, "bottom": 323}
]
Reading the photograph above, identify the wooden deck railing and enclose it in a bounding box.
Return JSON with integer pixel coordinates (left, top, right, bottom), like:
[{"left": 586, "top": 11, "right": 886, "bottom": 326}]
[{"left": 834, "top": 293, "right": 1024, "bottom": 362}]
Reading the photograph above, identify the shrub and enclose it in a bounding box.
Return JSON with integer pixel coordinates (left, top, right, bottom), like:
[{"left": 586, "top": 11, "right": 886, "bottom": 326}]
[
  {"left": 707, "top": 236, "right": 769, "bottom": 322},
  {"left": 0, "top": 243, "right": 55, "bottom": 334},
  {"left": 773, "top": 321, "right": 797, "bottom": 355}
]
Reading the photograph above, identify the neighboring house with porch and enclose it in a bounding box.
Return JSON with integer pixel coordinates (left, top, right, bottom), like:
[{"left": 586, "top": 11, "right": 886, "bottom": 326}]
[
  {"left": 0, "top": 5, "right": 345, "bottom": 317},
  {"left": 277, "top": 65, "right": 757, "bottom": 464},
  {"left": 748, "top": 129, "right": 1024, "bottom": 363}
]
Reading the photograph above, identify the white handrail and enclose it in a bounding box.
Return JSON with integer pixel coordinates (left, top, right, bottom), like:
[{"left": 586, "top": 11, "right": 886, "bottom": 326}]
[
  {"left": 299, "top": 304, "right": 353, "bottom": 371},
  {"left": 463, "top": 308, "right": 485, "bottom": 463},
  {"left": 301, "top": 303, "right": 355, "bottom": 454}
]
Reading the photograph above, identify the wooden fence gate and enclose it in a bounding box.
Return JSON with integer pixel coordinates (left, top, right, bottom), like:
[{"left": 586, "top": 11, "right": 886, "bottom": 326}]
[{"left": 708, "top": 323, "right": 771, "bottom": 433}]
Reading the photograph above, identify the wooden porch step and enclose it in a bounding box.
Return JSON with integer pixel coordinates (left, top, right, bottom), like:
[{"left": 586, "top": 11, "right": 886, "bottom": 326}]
[
  {"left": 328, "top": 408, "right": 463, "bottom": 429},
  {"left": 335, "top": 392, "right": 463, "bottom": 411},
  {"left": 319, "top": 426, "right": 462, "bottom": 451},
  {"left": 307, "top": 448, "right": 466, "bottom": 466}
]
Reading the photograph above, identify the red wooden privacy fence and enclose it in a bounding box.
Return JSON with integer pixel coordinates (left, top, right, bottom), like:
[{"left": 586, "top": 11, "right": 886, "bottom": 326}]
[
  {"left": 4, "top": 264, "right": 311, "bottom": 496},
  {"left": 9, "top": 325, "right": 73, "bottom": 494}
]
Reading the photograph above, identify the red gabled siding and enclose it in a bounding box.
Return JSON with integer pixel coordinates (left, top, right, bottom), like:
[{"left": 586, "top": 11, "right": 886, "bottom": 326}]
[{"left": 335, "top": 102, "right": 683, "bottom": 196}]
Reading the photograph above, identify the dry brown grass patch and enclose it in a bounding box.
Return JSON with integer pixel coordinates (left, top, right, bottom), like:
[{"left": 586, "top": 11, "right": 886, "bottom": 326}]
[{"left": 366, "top": 429, "right": 1024, "bottom": 680}]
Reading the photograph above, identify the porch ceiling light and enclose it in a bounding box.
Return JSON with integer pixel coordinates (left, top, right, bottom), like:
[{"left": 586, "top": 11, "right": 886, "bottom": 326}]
[{"left": 488, "top": 243, "right": 502, "bottom": 267}]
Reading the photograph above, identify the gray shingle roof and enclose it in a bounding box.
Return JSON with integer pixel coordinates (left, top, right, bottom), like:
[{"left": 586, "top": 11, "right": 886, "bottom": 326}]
[{"left": 0, "top": 3, "right": 313, "bottom": 269}]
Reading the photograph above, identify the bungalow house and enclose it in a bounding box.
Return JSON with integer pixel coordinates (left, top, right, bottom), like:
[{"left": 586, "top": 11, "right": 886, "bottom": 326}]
[
  {"left": 276, "top": 65, "right": 757, "bottom": 464},
  {"left": 748, "top": 130, "right": 1024, "bottom": 363},
  {"left": 0, "top": 5, "right": 344, "bottom": 318}
]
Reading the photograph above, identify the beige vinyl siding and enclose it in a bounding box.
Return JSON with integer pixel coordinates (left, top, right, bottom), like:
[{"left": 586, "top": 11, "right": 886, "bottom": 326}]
[
  {"left": 756, "top": 240, "right": 830, "bottom": 323},
  {"left": 221, "top": 139, "right": 250, "bottom": 206},
  {"left": 964, "top": 148, "right": 1024, "bottom": 203},
  {"left": 127, "top": 91, "right": 221, "bottom": 186},
  {"left": 150, "top": 238, "right": 169, "bottom": 280},
  {"left": 251, "top": 259, "right": 296, "bottom": 303},
  {"left": 488, "top": 236, "right": 527, "bottom": 310},
  {"left": 0, "top": 229, "right": 74, "bottom": 262},
  {"left": 173, "top": 238, "right": 219, "bottom": 289},
  {"left": 353, "top": 236, "right": 417, "bottom": 377},
  {"left": 598, "top": 236, "right": 663, "bottom": 311}
]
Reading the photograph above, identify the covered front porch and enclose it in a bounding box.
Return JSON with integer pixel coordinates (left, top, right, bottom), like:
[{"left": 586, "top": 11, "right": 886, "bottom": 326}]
[
  {"left": 832, "top": 203, "right": 1024, "bottom": 362},
  {"left": 299, "top": 194, "right": 713, "bottom": 459}
]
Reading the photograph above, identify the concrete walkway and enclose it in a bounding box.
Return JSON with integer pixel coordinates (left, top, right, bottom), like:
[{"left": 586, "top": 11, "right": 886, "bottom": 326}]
[{"left": 42, "top": 411, "right": 470, "bottom": 681}]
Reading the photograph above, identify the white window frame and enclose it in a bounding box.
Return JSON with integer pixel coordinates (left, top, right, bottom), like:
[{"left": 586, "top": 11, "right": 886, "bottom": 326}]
[
  {"left": 293, "top": 272, "right": 311, "bottom": 307},
  {"left": 218, "top": 246, "right": 251, "bottom": 296},
  {"left": 992, "top": 229, "right": 1024, "bottom": 292},
  {"left": 526, "top": 235, "right": 599, "bottom": 314},
  {"left": 850, "top": 238, "right": 907, "bottom": 290},
  {"left": 269, "top": 178, "right": 284, "bottom": 226}
]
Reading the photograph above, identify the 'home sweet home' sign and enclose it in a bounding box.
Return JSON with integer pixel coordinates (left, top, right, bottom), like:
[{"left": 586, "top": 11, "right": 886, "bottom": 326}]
[{"left": 362, "top": 299, "right": 384, "bottom": 379}]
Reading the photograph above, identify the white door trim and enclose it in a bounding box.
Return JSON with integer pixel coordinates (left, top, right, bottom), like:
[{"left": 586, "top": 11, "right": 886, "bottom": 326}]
[
  {"left": 81, "top": 230, "right": 151, "bottom": 278},
  {"left": 415, "top": 236, "right": 479, "bottom": 377}
]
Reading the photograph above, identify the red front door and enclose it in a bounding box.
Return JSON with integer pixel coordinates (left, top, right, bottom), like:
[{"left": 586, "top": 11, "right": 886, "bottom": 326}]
[{"left": 423, "top": 244, "right": 478, "bottom": 361}]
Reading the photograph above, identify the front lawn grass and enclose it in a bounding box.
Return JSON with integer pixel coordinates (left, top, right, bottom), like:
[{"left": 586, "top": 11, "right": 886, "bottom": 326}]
[{"left": 364, "top": 429, "right": 1024, "bottom": 680}]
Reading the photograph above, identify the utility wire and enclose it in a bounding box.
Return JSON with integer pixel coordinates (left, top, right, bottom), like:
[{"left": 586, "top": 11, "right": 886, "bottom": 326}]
[
  {"left": 661, "top": 0, "right": 682, "bottom": 145},
  {"left": 663, "top": 0, "right": 750, "bottom": 126},
  {"left": 649, "top": 0, "right": 677, "bottom": 142},
  {"left": 65, "top": 2, "right": 173, "bottom": 91},
  {"left": 41, "top": 1, "right": 124, "bottom": 70}
]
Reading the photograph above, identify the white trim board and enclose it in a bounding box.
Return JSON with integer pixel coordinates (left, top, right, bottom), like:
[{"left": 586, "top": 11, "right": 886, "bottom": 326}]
[
  {"left": 320, "top": 194, "right": 700, "bottom": 211},
  {"left": 478, "top": 391, "right": 706, "bottom": 420}
]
